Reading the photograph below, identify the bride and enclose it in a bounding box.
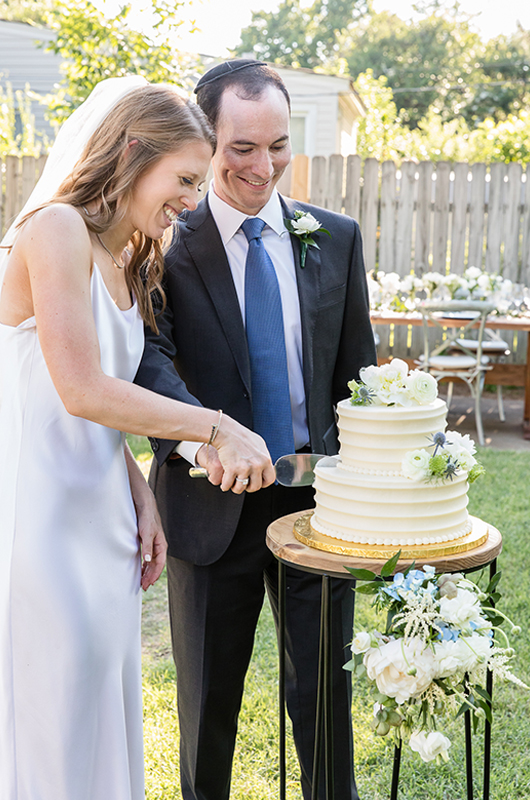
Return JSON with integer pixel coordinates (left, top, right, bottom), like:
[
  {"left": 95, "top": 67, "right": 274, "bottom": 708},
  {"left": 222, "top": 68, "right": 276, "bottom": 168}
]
[{"left": 0, "top": 77, "right": 274, "bottom": 800}]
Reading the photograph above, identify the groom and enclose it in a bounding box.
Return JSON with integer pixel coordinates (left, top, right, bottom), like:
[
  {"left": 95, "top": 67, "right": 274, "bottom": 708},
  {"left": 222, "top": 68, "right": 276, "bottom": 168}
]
[{"left": 135, "top": 60, "right": 376, "bottom": 800}]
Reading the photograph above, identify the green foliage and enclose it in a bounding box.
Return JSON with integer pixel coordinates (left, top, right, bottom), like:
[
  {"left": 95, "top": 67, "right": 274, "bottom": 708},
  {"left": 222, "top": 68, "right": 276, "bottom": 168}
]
[
  {"left": 42, "top": 0, "right": 200, "bottom": 126},
  {"left": 0, "top": 81, "right": 43, "bottom": 156},
  {"left": 0, "top": 0, "right": 51, "bottom": 25},
  {"left": 466, "top": 27, "right": 530, "bottom": 123},
  {"left": 345, "top": 3, "right": 485, "bottom": 128},
  {"left": 354, "top": 70, "right": 530, "bottom": 164},
  {"left": 233, "top": 0, "right": 367, "bottom": 70}
]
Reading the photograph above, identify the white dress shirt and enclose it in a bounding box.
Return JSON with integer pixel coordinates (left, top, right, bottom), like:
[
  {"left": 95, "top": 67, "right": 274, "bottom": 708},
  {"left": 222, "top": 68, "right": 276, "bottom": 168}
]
[{"left": 177, "top": 186, "right": 309, "bottom": 465}]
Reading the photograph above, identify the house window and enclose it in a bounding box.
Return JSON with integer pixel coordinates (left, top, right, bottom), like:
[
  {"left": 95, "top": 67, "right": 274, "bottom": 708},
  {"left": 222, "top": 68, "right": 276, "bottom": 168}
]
[{"left": 290, "top": 115, "right": 306, "bottom": 155}]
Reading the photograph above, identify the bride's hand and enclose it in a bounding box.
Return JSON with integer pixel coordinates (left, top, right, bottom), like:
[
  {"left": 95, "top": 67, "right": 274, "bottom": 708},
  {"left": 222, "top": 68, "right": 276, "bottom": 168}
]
[
  {"left": 124, "top": 444, "right": 167, "bottom": 589},
  {"left": 212, "top": 415, "right": 275, "bottom": 493},
  {"left": 137, "top": 497, "right": 168, "bottom": 591}
]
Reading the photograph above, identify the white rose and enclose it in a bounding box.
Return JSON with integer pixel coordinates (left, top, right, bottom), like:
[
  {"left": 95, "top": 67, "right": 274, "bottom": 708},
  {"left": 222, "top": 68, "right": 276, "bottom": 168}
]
[
  {"left": 451, "top": 634, "right": 492, "bottom": 672},
  {"left": 444, "top": 431, "right": 476, "bottom": 456},
  {"left": 433, "top": 640, "right": 464, "bottom": 678},
  {"left": 292, "top": 212, "right": 321, "bottom": 233},
  {"left": 380, "top": 358, "right": 409, "bottom": 383},
  {"left": 378, "top": 386, "right": 415, "bottom": 407},
  {"left": 455, "top": 449, "right": 477, "bottom": 471},
  {"left": 438, "top": 588, "right": 483, "bottom": 630},
  {"left": 409, "top": 730, "right": 451, "bottom": 763},
  {"left": 363, "top": 637, "right": 436, "bottom": 704},
  {"left": 359, "top": 364, "right": 384, "bottom": 391},
  {"left": 380, "top": 271, "right": 402, "bottom": 297},
  {"left": 402, "top": 449, "right": 432, "bottom": 481},
  {"left": 351, "top": 631, "right": 372, "bottom": 654},
  {"left": 464, "top": 266, "right": 482, "bottom": 281},
  {"left": 477, "top": 273, "right": 491, "bottom": 292},
  {"left": 423, "top": 271, "right": 445, "bottom": 286},
  {"left": 405, "top": 370, "right": 438, "bottom": 405},
  {"left": 367, "top": 277, "right": 381, "bottom": 307}
]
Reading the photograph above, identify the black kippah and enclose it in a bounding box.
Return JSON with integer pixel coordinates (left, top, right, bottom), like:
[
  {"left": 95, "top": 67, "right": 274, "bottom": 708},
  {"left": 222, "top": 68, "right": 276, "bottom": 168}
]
[{"left": 194, "top": 59, "right": 267, "bottom": 93}]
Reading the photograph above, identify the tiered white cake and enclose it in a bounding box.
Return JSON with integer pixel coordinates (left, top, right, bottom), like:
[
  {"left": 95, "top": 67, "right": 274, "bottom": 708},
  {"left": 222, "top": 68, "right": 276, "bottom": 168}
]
[{"left": 311, "top": 361, "right": 476, "bottom": 547}]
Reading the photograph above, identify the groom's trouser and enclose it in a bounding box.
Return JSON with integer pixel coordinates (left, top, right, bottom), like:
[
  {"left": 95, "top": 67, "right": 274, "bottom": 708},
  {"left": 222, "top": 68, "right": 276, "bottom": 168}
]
[{"left": 166, "top": 483, "right": 360, "bottom": 800}]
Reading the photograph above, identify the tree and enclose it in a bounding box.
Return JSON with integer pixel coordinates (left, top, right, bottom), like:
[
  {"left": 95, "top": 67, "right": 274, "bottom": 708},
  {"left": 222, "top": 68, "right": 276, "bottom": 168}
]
[
  {"left": 0, "top": 0, "right": 51, "bottom": 25},
  {"left": 344, "top": 4, "right": 485, "bottom": 127},
  {"left": 465, "top": 26, "right": 530, "bottom": 123},
  {"left": 233, "top": 0, "right": 367, "bottom": 70},
  {"left": 42, "top": 0, "right": 200, "bottom": 125}
]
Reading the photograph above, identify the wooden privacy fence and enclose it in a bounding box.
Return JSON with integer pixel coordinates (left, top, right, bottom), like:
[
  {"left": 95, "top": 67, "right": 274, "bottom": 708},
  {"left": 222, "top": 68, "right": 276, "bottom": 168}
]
[
  {"left": 287, "top": 154, "right": 530, "bottom": 283},
  {"left": 2, "top": 152, "right": 528, "bottom": 374},
  {"left": 285, "top": 153, "right": 530, "bottom": 373},
  {"left": 0, "top": 155, "right": 47, "bottom": 238}
]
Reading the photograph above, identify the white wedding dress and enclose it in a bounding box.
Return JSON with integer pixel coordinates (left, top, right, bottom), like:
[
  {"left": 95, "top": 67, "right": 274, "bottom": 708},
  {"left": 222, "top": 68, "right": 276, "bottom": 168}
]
[{"left": 0, "top": 263, "right": 146, "bottom": 800}]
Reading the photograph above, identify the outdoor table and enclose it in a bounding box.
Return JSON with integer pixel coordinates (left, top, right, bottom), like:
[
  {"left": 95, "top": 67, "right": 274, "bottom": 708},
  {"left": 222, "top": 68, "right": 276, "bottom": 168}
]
[
  {"left": 267, "top": 510, "right": 503, "bottom": 800},
  {"left": 370, "top": 310, "right": 530, "bottom": 438}
]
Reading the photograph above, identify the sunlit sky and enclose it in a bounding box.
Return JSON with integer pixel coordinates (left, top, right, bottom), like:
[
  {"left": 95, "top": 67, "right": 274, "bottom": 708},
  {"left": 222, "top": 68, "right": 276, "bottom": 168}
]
[{"left": 97, "top": 0, "right": 530, "bottom": 59}]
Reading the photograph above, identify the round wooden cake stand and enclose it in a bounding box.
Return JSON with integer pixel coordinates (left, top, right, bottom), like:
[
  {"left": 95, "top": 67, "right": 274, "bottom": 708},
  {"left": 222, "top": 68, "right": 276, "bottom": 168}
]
[
  {"left": 266, "top": 510, "right": 502, "bottom": 800},
  {"left": 266, "top": 510, "right": 502, "bottom": 577}
]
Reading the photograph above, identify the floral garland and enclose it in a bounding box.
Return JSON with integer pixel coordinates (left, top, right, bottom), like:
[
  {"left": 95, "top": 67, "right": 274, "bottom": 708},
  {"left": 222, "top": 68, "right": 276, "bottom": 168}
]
[{"left": 345, "top": 556, "right": 527, "bottom": 764}]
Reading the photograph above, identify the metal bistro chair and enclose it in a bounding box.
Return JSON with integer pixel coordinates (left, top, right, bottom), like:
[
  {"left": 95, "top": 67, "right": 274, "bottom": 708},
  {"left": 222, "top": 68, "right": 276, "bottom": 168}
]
[
  {"left": 419, "top": 300, "right": 496, "bottom": 446},
  {"left": 455, "top": 329, "right": 511, "bottom": 423}
]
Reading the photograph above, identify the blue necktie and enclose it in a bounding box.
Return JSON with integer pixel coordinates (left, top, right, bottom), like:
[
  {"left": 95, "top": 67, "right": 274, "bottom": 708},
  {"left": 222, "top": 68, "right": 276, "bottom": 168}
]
[{"left": 242, "top": 218, "right": 295, "bottom": 463}]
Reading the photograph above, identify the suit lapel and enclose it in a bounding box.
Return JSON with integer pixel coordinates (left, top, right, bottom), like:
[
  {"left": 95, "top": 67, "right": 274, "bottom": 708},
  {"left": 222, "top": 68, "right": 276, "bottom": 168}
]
[
  {"left": 281, "top": 196, "right": 321, "bottom": 397},
  {"left": 183, "top": 202, "right": 251, "bottom": 393}
]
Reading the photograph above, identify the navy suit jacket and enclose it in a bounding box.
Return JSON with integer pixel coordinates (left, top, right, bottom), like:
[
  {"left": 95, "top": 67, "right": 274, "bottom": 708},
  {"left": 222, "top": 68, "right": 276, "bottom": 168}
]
[{"left": 134, "top": 194, "right": 376, "bottom": 564}]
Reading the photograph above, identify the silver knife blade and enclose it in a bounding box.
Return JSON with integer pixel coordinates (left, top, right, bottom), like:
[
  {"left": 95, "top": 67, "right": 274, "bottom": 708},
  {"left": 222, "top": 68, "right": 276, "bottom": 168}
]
[{"left": 189, "top": 453, "right": 339, "bottom": 486}]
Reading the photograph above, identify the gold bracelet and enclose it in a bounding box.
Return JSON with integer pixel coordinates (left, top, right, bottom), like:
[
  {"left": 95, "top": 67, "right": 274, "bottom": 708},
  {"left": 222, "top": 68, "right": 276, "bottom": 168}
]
[{"left": 207, "top": 409, "right": 223, "bottom": 447}]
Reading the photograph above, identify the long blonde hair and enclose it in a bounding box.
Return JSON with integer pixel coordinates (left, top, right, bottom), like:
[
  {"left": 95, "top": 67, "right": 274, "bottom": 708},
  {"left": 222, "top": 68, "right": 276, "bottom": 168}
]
[{"left": 24, "top": 85, "right": 215, "bottom": 332}]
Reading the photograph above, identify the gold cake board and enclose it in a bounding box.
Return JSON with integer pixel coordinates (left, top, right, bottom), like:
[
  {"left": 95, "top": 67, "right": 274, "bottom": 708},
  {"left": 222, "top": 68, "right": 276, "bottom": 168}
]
[{"left": 293, "top": 512, "right": 489, "bottom": 560}]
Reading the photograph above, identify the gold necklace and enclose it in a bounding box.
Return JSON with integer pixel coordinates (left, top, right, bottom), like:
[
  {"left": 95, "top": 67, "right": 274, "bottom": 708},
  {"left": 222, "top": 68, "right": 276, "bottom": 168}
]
[{"left": 96, "top": 232, "right": 124, "bottom": 270}]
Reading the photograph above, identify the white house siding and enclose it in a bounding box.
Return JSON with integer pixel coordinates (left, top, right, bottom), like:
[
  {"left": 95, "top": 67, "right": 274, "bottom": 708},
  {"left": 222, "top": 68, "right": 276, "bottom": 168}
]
[
  {"left": 272, "top": 66, "right": 363, "bottom": 159},
  {"left": 0, "top": 20, "right": 63, "bottom": 142}
]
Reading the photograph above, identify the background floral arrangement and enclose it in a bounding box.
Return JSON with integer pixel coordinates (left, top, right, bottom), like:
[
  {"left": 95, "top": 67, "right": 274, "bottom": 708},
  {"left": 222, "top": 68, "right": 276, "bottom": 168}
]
[
  {"left": 368, "top": 266, "right": 530, "bottom": 316},
  {"left": 345, "top": 556, "right": 527, "bottom": 764}
]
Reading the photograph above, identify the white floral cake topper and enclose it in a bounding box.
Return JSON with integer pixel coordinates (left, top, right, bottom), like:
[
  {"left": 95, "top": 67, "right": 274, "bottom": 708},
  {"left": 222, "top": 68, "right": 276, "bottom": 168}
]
[
  {"left": 345, "top": 557, "right": 527, "bottom": 764},
  {"left": 348, "top": 358, "right": 438, "bottom": 407},
  {"left": 284, "top": 210, "right": 331, "bottom": 268}
]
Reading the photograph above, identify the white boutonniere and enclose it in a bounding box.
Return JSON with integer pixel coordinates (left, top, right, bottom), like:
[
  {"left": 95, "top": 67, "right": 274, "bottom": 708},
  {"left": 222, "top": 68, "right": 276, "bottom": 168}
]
[{"left": 284, "top": 210, "right": 331, "bottom": 268}]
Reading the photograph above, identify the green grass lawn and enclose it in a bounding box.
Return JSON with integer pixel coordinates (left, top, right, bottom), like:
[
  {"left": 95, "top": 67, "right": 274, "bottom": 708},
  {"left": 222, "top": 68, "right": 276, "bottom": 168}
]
[{"left": 138, "top": 446, "right": 530, "bottom": 800}]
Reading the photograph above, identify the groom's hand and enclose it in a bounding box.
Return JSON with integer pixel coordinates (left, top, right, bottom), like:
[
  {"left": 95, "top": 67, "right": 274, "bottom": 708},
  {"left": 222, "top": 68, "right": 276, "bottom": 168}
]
[{"left": 196, "top": 444, "right": 224, "bottom": 486}]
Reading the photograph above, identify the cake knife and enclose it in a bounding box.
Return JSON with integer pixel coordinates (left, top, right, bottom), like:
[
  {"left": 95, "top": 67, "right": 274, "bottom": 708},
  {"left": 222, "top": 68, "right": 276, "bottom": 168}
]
[{"left": 188, "top": 453, "right": 339, "bottom": 487}]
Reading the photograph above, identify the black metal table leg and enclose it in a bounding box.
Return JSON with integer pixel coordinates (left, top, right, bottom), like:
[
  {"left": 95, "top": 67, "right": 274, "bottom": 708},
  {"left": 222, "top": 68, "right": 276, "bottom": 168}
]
[
  {"left": 278, "top": 561, "right": 286, "bottom": 800},
  {"left": 483, "top": 558, "right": 497, "bottom": 800},
  {"left": 390, "top": 740, "right": 402, "bottom": 800},
  {"left": 322, "top": 576, "right": 334, "bottom": 800},
  {"left": 465, "top": 706, "right": 474, "bottom": 800}
]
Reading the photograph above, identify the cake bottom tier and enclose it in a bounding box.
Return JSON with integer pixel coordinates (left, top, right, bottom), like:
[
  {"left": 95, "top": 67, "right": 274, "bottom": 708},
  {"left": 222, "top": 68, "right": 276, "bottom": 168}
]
[{"left": 312, "top": 465, "right": 470, "bottom": 547}]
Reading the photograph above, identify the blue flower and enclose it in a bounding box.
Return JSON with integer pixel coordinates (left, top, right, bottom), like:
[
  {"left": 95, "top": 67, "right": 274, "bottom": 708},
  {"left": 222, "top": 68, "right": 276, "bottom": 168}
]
[{"left": 436, "top": 621, "right": 460, "bottom": 642}]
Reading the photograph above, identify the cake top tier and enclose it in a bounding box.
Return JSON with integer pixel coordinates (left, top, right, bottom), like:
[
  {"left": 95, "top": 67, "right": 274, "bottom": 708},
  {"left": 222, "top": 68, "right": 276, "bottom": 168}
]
[{"left": 348, "top": 358, "right": 438, "bottom": 408}]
